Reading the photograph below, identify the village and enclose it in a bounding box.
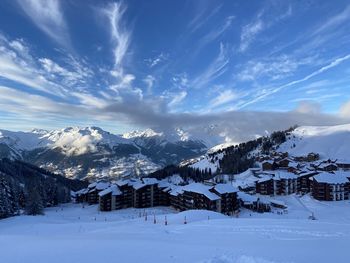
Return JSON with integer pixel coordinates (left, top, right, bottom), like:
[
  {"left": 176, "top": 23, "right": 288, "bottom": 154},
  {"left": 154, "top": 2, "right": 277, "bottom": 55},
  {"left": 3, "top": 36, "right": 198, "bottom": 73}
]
[{"left": 74, "top": 151, "right": 350, "bottom": 215}]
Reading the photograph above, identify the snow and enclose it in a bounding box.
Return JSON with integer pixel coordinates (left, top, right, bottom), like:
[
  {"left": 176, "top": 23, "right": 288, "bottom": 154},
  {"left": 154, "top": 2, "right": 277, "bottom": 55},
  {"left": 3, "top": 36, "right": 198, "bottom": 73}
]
[
  {"left": 2, "top": 195, "right": 349, "bottom": 263},
  {"left": 279, "top": 124, "right": 350, "bottom": 161},
  {"left": 312, "top": 172, "right": 349, "bottom": 184},
  {"left": 98, "top": 185, "right": 122, "bottom": 197},
  {"left": 183, "top": 183, "right": 221, "bottom": 200},
  {"left": 213, "top": 183, "right": 238, "bottom": 194}
]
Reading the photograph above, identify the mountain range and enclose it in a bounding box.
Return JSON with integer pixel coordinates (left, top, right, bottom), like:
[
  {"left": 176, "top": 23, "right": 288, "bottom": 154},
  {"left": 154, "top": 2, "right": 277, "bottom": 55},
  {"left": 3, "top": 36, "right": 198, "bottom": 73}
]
[
  {"left": 1, "top": 123, "right": 350, "bottom": 181},
  {"left": 0, "top": 126, "right": 214, "bottom": 180}
]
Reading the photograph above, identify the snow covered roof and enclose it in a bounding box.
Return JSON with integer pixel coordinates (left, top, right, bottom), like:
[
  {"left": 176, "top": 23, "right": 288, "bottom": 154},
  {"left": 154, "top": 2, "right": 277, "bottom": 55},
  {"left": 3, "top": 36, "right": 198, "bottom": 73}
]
[
  {"left": 88, "top": 182, "right": 97, "bottom": 188},
  {"left": 237, "top": 192, "right": 258, "bottom": 204},
  {"left": 274, "top": 171, "right": 297, "bottom": 180},
  {"left": 158, "top": 180, "right": 172, "bottom": 188},
  {"left": 95, "top": 182, "right": 110, "bottom": 190},
  {"left": 115, "top": 179, "right": 129, "bottom": 187},
  {"left": 213, "top": 183, "right": 238, "bottom": 194},
  {"left": 169, "top": 186, "right": 184, "bottom": 196},
  {"left": 257, "top": 176, "right": 272, "bottom": 183},
  {"left": 142, "top": 178, "right": 158, "bottom": 185},
  {"left": 76, "top": 188, "right": 88, "bottom": 195},
  {"left": 183, "top": 183, "right": 220, "bottom": 201},
  {"left": 313, "top": 172, "right": 349, "bottom": 184},
  {"left": 98, "top": 185, "right": 122, "bottom": 197}
]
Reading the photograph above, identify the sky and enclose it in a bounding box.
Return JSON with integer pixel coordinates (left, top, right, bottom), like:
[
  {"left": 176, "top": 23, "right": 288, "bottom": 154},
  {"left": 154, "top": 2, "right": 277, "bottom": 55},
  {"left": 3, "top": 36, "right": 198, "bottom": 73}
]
[{"left": 0, "top": 0, "right": 350, "bottom": 140}]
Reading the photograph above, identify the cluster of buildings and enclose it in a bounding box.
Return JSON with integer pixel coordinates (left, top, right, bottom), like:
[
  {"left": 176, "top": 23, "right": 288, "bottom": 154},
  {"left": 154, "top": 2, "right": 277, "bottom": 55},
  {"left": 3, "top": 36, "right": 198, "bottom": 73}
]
[
  {"left": 256, "top": 152, "right": 350, "bottom": 201},
  {"left": 75, "top": 178, "right": 240, "bottom": 215},
  {"left": 74, "top": 152, "right": 350, "bottom": 214}
]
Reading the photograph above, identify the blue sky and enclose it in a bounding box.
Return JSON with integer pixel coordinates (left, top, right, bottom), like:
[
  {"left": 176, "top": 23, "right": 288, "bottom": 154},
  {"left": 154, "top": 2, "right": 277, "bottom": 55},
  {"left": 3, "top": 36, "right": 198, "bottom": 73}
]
[{"left": 0, "top": 0, "right": 350, "bottom": 134}]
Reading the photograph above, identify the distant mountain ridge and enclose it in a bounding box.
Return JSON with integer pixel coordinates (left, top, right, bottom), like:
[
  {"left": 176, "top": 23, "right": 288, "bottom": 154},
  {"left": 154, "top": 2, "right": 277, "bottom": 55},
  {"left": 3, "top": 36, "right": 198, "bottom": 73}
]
[{"left": 0, "top": 126, "right": 212, "bottom": 180}]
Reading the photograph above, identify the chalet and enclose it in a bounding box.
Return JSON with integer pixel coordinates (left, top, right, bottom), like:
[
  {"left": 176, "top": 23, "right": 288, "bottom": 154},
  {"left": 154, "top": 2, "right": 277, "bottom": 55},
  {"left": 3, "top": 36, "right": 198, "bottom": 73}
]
[
  {"left": 87, "top": 181, "right": 110, "bottom": 205},
  {"left": 75, "top": 188, "right": 88, "bottom": 203},
  {"left": 255, "top": 177, "right": 274, "bottom": 195},
  {"left": 169, "top": 186, "right": 184, "bottom": 210},
  {"left": 211, "top": 184, "right": 239, "bottom": 214},
  {"left": 237, "top": 192, "right": 271, "bottom": 213},
  {"left": 336, "top": 161, "right": 350, "bottom": 171},
  {"left": 131, "top": 178, "right": 158, "bottom": 208},
  {"left": 274, "top": 172, "right": 298, "bottom": 195},
  {"left": 181, "top": 183, "right": 221, "bottom": 212},
  {"left": 157, "top": 180, "right": 172, "bottom": 206},
  {"left": 115, "top": 180, "right": 133, "bottom": 208},
  {"left": 317, "top": 162, "right": 338, "bottom": 172},
  {"left": 277, "top": 158, "right": 290, "bottom": 168},
  {"left": 297, "top": 171, "right": 318, "bottom": 193},
  {"left": 98, "top": 185, "right": 123, "bottom": 211},
  {"left": 262, "top": 160, "right": 276, "bottom": 171},
  {"left": 311, "top": 172, "right": 350, "bottom": 201}
]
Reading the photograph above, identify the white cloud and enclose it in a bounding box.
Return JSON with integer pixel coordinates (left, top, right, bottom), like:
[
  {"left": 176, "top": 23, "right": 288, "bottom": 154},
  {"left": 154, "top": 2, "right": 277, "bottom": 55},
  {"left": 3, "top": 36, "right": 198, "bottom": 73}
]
[
  {"left": 105, "top": 2, "right": 130, "bottom": 69},
  {"left": 209, "top": 90, "right": 238, "bottom": 109},
  {"left": 237, "top": 54, "right": 350, "bottom": 109},
  {"left": 168, "top": 91, "right": 187, "bottom": 108},
  {"left": 143, "top": 75, "right": 156, "bottom": 94},
  {"left": 201, "top": 16, "right": 234, "bottom": 45},
  {"left": 191, "top": 43, "right": 229, "bottom": 89},
  {"left": 313, "top": 5, "right": 350, "bottom": 36},
  {"left": 237, "top": 55, "right": 317, "bottom": 82},
  {"left": 145, "top": 53, "right": 168, "bottom": 68},
  {"left": 239, "top": 18, "right": 264, "bottom": 52},
  {"left": 340, "top": 100, "right": 350, "bottom": 117},
  {"left": 17, "top": 0, "right": 70, "bottom": 47}
]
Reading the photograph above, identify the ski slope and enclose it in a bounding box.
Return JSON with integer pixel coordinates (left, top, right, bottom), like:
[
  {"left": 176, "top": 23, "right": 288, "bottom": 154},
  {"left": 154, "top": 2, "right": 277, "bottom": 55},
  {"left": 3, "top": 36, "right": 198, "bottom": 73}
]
[
  {"left": 279, "top": 124, "right": 350, "bottom": 161},
  {"left": 0, "top": 196, "right": 350, "bottom": 263}
]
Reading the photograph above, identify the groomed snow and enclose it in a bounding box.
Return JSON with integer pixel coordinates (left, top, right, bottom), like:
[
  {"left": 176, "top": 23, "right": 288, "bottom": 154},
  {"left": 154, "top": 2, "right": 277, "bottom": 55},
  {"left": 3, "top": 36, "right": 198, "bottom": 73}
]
[{"left": 1, "top": 195, "right": 350, "bottom": 263}]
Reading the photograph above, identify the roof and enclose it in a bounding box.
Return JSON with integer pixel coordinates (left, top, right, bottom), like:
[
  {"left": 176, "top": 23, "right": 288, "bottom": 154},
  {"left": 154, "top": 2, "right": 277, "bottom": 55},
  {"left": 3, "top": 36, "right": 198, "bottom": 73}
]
[
  {"left": 115, "top": 179, "right": 129, "bottom": 187},
  {"left": 214, "top": 183, "right": 238, "bottom": 194},
  {"left": 169, "top": 185, "right": 184, "bottom": 196},
  {"left": 142, "top": 178, "right": 158, "bottom": 185},
  {"left": 275, "top": 171, "right": 297, "bottom": 180},
  {"left": 88, "top": 182, "right": 97, "bottom": 188},
  {"left": 95, "top": 182, "right": 110, "bottom": 190},
  {"left": 183, "top": 183, "right": 220, "bottom": 201},
  {"left": 313, "top": 172, "right": 349, "bottom": 184},
  {"left": 98, "top": 185, "right": 122, "bottom": 197},
  {"left": 237, "top": 192, "right": 258, "bottom": 204}
]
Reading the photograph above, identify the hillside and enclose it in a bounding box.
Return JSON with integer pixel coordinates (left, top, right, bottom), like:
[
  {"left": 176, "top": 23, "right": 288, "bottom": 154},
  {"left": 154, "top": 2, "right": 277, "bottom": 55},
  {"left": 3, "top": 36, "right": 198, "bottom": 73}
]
[
  {"left": 181, "top": 124, "right": 350, "bottom": 176},
  {"left": 0, "top": 158, "right": 88, "bottom": 218}
]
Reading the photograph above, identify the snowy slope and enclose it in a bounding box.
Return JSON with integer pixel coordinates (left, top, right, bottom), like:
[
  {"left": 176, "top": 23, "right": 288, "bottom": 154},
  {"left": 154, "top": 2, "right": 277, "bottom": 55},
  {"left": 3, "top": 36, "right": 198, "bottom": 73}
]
[
  {"left": 278, "top": 124, "right": 350, "bottom": 160},
  {"left": 1, "top": 199, "right": 350, "bottom": 263}
]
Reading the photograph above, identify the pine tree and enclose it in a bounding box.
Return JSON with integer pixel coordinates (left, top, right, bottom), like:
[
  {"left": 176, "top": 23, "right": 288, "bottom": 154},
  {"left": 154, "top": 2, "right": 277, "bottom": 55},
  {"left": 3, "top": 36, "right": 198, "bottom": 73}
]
[{"left": 25, "top": 185, "right": 44, "bottom": 216}]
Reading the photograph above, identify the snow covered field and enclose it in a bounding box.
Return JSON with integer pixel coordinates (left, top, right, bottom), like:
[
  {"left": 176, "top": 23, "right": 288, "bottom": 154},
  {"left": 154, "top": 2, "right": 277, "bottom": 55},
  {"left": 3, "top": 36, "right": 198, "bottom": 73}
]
[{"left": 1, "top": 196, "right": 350, "bottom": 263}]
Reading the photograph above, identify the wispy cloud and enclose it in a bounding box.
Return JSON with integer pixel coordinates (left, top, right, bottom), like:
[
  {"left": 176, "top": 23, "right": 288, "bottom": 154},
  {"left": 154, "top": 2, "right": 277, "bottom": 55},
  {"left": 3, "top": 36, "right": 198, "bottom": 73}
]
[
  {"left": 209, "top": 89, "right": 238, "bottom": 109},
  {"left": 105, "top": 2, "right": 131, "bottom": 70},
  {"left": 238, "top": 54, "right": 350, "bottom": 109},
  {"left": 191, "top": 43, "right": 229, "bottom": 89},
  {"left": 143, "top": 75, "right": 156, "bottom": 94},
  {"left": 188, "top": 3, "right": 223, "bottom": 33},
  {"left": 145, "top": 53, "right": 168, "bottom": 68},
  {"left": 313, "top": 5, "right": 350, "bottom": 36},
  {"left": 17, "top": 0, "right": 70, "bottom": 47},
  {"left": 237, "top": 54, "right": 318, "bottom": 82},
  {"left": 200, "top": 16, "right": 234, "bottom": 46},
  {"left": 239, "top": 16, "right": 264, "bottom": 52},
  {"left": 168, "top": 91, "right": 187, "bottom": 108}
]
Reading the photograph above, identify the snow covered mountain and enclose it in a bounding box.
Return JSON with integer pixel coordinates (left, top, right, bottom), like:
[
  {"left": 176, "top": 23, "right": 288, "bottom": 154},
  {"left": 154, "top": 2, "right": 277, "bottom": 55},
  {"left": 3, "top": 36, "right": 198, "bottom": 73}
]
[
  {"left": 0, "top": 126, "right": 209, "bottom": 180},
  {"left": 182, "top": 123, "right": 350, "bottom": 174},
  {"left": 278, "top": 124, "right": 350, "bottom": 161}
]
